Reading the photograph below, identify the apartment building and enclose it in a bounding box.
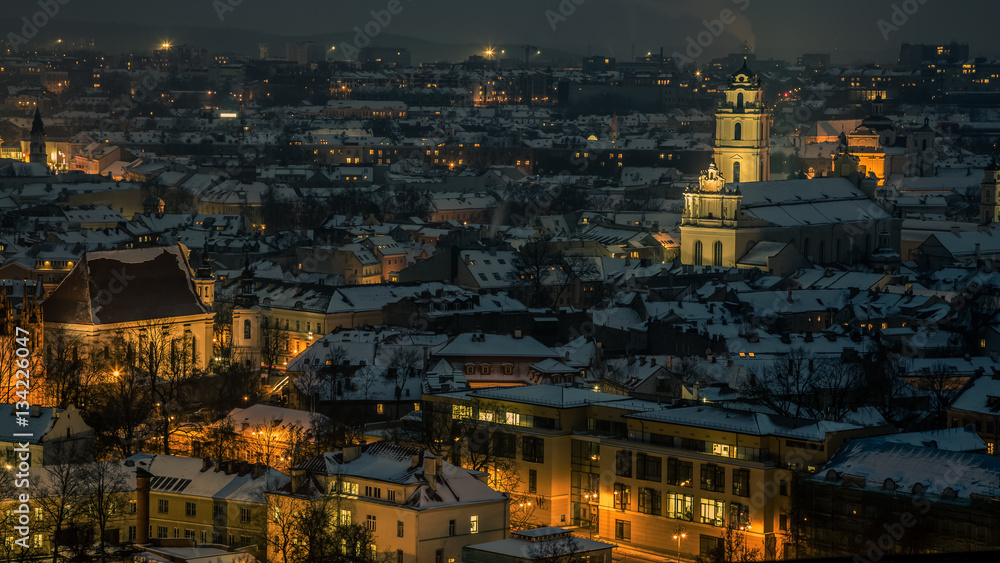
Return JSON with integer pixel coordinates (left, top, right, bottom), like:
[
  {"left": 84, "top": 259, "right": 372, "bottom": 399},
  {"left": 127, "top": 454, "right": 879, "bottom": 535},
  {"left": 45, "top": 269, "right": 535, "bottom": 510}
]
[
  {"left": 423, "top": 385, "right": 888, "bottom": 561},
  {"left": 269, "top": 441, "right": 509, "bottom": 563}
]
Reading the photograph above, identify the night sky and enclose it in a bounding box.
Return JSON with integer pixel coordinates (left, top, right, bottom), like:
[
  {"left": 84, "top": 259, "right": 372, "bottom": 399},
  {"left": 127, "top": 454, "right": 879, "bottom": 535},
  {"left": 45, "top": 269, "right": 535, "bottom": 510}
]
[{"left": 5, "top": 0, "right": 997, "bottom": 63}]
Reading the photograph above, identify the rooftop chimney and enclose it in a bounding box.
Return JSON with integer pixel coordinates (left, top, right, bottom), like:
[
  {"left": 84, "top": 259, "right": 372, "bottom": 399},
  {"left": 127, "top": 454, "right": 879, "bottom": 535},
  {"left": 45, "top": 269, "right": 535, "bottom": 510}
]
[
  {"left": 424, "top": 455, "right": 438, "bottom": 491},
  {"left": 343, "top": 444, "right": 362, "bottom": 463},
  {"left": 136, "top": 468, "right": 151, "bottom": 545}
]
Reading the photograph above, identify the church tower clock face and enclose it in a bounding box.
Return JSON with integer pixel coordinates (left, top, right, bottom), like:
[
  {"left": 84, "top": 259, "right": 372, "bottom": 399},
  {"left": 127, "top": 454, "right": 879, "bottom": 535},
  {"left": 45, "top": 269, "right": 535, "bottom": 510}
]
[{"left": 714, "top": 59, "right": 770, "bottom": 184}]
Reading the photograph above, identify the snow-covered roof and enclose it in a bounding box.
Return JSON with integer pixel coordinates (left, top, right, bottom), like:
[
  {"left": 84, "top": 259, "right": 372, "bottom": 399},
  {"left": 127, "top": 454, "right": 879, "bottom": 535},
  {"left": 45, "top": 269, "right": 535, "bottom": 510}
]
[
  {"left": 434, "top": 333, "right": 558, "bottom": 359},
  {"left": 629, "top": 406, "right": 864, "bottom": 441},
  {"left": 815, "top": 439, "right": 1000, "bottom": 501},
  {"left": 127, "top": 453, "right": 289, "bottom": 503}
]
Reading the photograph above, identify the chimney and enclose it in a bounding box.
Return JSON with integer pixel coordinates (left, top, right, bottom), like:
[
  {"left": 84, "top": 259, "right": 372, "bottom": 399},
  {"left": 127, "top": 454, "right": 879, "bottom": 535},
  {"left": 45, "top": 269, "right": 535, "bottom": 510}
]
[
  {"left": 223, "top": 460, "right": 235, "bottom": 475},
  {"left": 513, "top": 328, "right": 523, "bottom": 339},
  {"left": 424, "top": 455, "right": 438, "bottom": 491},
  {"left": 411, "top": 454, "right": 421, "bottom": 469},
  {"left": 30, "top": 404, "right": 40, "bottom": 417},
  {"left": 667, "top": 355, "right": 672, "bottom": 369},
  {"left": 290, "top": 467, "right": 306, "bottom": 493},
  {"left": 692, "top": 382, "right": 700, "bottom": 401},
  {"left": 201, "top": 458, "right": 212, "bottom": 472},
  {"left": 343, "top": 444, "right": 362, "bottom": 463},
  {"left": 650, "top": 357, "right": 656, "bottom": 366},
  {"left": 136, "top": 468, "right": 151, "bottom": 545}
]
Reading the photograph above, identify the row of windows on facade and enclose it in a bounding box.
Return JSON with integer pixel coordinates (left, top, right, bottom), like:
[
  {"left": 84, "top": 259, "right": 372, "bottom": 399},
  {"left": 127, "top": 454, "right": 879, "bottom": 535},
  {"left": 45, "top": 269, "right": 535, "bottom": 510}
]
[
  {"left": 610, "top": 494, "right": 751, "bottom": 531},
  {"left": 150, "top": 525, "right": 251, "bottom": 546},
  {"left": 583, "top": 425, "right": 769, "bottom": 463},
  {"left": 338, "top": 510, "right": 479, "bottom": 537},
  {"left": 242, "top": 319, "right": 322, "bottom": 340},
  {"left": 691, "top": 235, "right": 865, "bottom": 267},
  {"left": 613, "top": 451, "right": 789, "bottom": 495},
  {"left": 453, "top": 406, "right": 559, "bottom": 431},
  {"left": 464, "top": 363, "right": 515, "bottom": 375},
  {"left": 156, "top": 499, "right": 252, "bottom": 523}
]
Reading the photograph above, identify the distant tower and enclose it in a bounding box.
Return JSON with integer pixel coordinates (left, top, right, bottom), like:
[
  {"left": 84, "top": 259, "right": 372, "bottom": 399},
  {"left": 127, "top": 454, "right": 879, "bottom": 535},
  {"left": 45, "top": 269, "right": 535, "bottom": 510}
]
[
  {"left": 714, "top": 58, "right": 770, "bottom": 184},
  {"left": 980, "top": 157, "right": 1000, "bottom": 224},
  {"left": 192, "top": 250, "right": 215, "bottom": 309},
  {"left": 28, "top": 108, "right": 47, "bottom": 165}
]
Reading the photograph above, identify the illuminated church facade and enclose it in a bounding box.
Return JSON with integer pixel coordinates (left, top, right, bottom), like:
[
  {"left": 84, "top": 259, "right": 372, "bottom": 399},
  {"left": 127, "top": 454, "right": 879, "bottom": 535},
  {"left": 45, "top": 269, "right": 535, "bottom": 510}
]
[{"left": 680, "top": 62, "right": 900, "bottom": 271}]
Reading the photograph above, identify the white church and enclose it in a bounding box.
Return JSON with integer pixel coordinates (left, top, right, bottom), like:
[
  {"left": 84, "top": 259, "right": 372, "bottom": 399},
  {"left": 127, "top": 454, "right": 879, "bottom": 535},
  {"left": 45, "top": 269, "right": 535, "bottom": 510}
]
[{"left": 680, "top": 60, "right": 901, "bottom": 272}]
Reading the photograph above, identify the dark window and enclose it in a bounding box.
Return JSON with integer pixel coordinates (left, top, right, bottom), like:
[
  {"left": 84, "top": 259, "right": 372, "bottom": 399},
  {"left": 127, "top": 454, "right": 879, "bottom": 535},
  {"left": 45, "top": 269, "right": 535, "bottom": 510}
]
[
  {"left": 243, "top": 319, "right": 251, "bottom": 340},
  {"left": 397, "top": 521, "right": 404, "bottom": 537},
  {"left": 780, "top": 514, "right": 788, "bottom": 531},
  {"left": 667, "top": 458, "right": 694, "bottom": 487},
  {"left": 528, "top": 469, "right": 537, "bottom": 494},
  {"left": 492, "top": 432, "right": 516, "bottom": 458},
  {"left": 638, "top": 488, "right": 661, "bottom": 515},
  {"left": 435, "top": 550, "right": 443, "bottom": 563},
  {"left": 734, "top": 122, "right": 742, "bottom": 141},
  {"left": 522, "top": 436, "right": 544, "bottom": 463},
  {"left": 185, "top": 502, "right": 196, "bottom": 517},
  {"left": 615, "top": 450, "right": 632, "bottom": 478},
  {"left": 701, "top": 535, "right": 722, "bottom": 558},
  {"left": 448, "top": 519, "right": 456, "bottom": 536},
  {"left": 779, "top": 480, "right": 788, "bottom": 496},
  {"left": 615, "top": 519, "right": 631, "bottom": 541},
  {"left": 613, "top": 483, "right": 630, "bottom": 510},
  {"left": 636, "top": 453, "right": 661, "bottom": 482},
  {"left": 733, "top": 468, "right": 750, "bottom": 497},
  {"left": 701, "top": 464, "right": 725, "bottom": 492}
]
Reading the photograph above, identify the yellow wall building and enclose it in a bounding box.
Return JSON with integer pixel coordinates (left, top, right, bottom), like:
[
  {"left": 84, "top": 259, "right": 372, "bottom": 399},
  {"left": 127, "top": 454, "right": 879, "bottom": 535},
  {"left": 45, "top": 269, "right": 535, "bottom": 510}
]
[{"left": 424, "top": 386, "right": 888, "bottom": 561}]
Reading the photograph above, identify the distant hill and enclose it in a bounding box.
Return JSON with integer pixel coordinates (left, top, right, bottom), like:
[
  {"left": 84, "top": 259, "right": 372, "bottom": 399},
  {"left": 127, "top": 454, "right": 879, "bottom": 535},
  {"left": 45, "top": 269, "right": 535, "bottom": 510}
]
[{"left": 0, "top": 17, "right": 583, "bottom": 66}]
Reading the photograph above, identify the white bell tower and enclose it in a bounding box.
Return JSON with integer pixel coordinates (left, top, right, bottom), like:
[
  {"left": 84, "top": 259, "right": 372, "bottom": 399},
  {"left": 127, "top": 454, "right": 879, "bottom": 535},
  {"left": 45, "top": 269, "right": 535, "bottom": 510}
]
[{"left": 714, "top": 58, "right": 770, "bottom": 184}]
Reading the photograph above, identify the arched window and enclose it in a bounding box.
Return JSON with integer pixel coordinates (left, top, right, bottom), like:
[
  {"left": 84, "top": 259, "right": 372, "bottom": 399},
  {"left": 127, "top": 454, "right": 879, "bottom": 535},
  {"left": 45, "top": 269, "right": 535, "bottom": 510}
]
[
  {"left": 243, "top": 319, "right": 251, "bottom": 340},
  {"left": 736, "top": 92, "right": 744, "bottom": 112},
  {"left": 713, "top": 241, "right": 723, "bottom": 267},
  {"left": 734, "top": 122, "right": 742, "bottom": 141},
  {"left": 694, "top": 241, "right": 704, "bottom": 266},
  {"left": 733, "top": 161, "right": 741, "bottom": 183}
]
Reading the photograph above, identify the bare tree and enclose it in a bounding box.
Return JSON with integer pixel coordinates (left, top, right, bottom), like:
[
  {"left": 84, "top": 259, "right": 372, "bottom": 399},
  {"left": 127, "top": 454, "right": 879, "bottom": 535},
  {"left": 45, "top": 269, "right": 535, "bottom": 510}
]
[
  {"left": 459, "top": 399, "right": 535, "bottom": 529},
  {"left": 260, "top": 315, "right": 289, "bottom": 378},
  {"left": 738, "top": 348, "right": 818, "bottom": 418},
  {"left": 34, "top": 458, "right": 87, "bottom": 563},
  {"left": 551, "top": 255, "right": 601, "bottom": 309},
  {"left": 92, "top": 332, "right": 153, "bottom": 458},
  {"left": 80, "top": 460, "right": 130, "bottom": 563},
  {"left": 514, "top": 240, "right": 563, "bottom": 308},
  {"left": 384, "top": 347, "right": 422, "bottom": 402},
  {"left": 124, "top": 319, "right": 203, "bottom": 454},
  {"left": 525, "top": 535, "right": 586, "bottom": 563}
]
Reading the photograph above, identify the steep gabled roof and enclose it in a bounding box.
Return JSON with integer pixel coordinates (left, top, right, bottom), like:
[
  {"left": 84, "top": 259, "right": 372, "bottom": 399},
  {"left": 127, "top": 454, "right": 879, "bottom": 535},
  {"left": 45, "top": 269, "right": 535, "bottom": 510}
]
[{"left": 43, "top": 245, "right": 209, "bottom": 325}]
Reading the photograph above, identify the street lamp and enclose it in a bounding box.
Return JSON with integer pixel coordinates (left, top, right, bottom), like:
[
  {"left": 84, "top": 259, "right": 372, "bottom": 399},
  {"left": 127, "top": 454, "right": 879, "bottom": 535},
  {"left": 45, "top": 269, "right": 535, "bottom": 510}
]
[
  {"left": 583, "top": 491, "right": 598, "bottom": 540},
  {"left": 673, "top": 524, "right": 687, "bottom": 562}
]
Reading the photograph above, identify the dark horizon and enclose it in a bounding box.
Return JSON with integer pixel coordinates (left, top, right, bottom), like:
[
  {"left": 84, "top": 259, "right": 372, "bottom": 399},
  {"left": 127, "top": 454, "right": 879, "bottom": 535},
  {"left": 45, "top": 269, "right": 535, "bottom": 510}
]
[{"left": 3, "top": 0, "right": 997, "bottom": 64}]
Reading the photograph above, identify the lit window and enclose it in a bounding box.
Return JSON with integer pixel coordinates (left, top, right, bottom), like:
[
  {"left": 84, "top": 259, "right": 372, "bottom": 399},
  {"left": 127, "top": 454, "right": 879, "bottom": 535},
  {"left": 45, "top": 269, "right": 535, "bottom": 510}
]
[{"left": 470, "top": 515, "right": 479, "bottom": 534}]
